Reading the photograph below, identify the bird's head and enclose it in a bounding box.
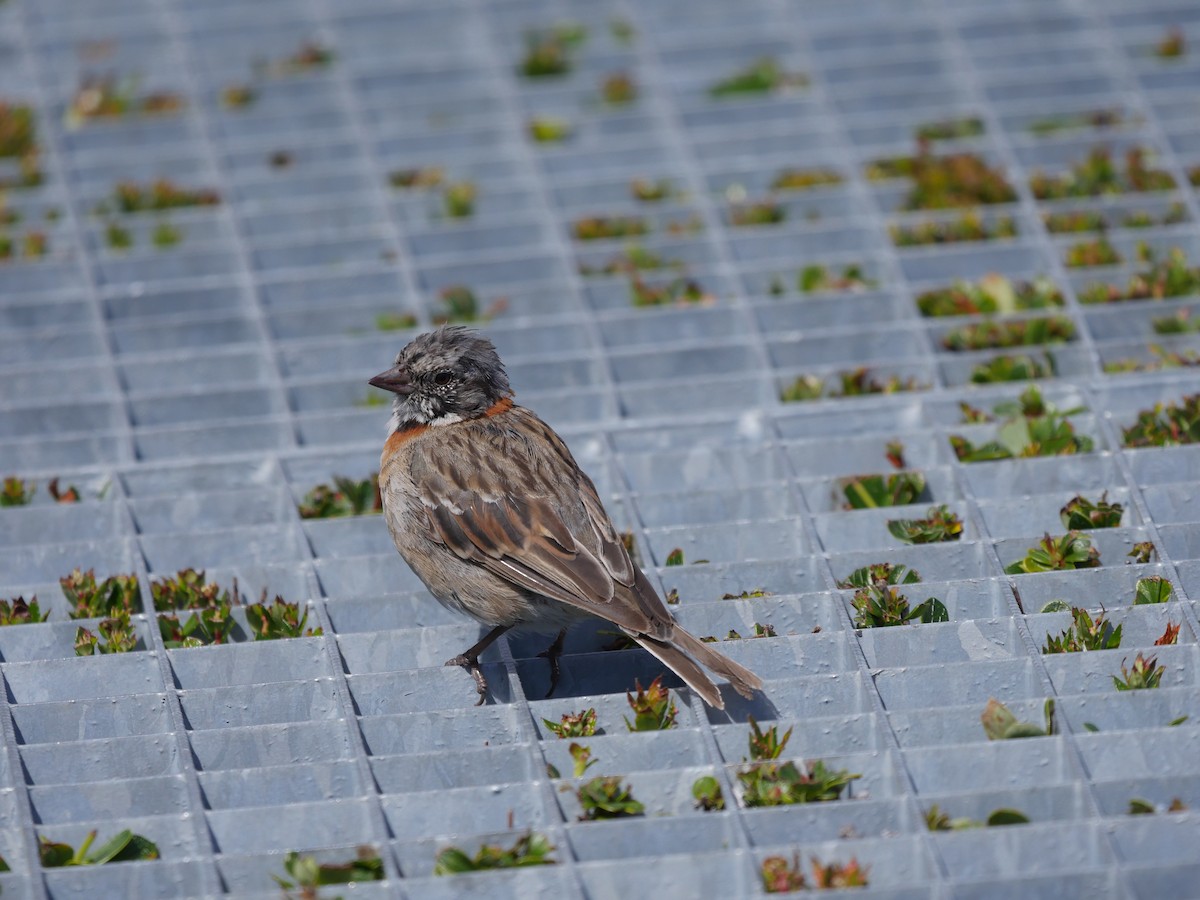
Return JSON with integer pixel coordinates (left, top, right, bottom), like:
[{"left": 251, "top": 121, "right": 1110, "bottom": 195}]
[{"left": 369, "top": 326, "right": 512, "bottom": 431}]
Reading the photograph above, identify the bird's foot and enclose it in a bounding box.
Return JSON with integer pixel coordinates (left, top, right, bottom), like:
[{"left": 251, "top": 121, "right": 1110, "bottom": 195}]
[
  {"left": 444, "top": 653, "right": 489, "bottom": 705},
  {"left": 536, "top": 628, "right": 568, "bottom": 699}
]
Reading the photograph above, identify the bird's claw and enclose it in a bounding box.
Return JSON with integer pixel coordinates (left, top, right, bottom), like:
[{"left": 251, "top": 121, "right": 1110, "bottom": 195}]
[
  {"left": 536, "top": 629, "right": 567, "bottom": 699},
  {"left": 445, "top": 653, "right": 489, "bottom": 705}
]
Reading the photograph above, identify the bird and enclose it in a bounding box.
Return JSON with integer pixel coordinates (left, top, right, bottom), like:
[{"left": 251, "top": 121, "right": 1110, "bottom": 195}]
[{"left": 369, "top": 325, "right": 763, "bottom": 709}]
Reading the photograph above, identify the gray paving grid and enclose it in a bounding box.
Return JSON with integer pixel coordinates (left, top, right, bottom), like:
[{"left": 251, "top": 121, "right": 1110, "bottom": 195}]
[{"left": 1, "top": 0, "right": 1200, "bottom": 895}]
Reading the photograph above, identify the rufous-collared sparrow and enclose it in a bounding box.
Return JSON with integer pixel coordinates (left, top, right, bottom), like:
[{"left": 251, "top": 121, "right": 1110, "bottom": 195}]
[{"left": 370, "top": 326, "right": 763, "bottom": 708}]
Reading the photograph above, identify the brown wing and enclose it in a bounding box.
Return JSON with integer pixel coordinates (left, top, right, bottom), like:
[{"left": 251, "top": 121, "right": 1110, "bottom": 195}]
[{"left": 411, "top": 407, "right": 674, "bottom": 639}]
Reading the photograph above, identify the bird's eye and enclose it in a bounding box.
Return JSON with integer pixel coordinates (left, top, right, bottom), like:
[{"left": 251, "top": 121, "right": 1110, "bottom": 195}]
[{"left": 433, "top": 370, "right": 453, "bottom": 386}]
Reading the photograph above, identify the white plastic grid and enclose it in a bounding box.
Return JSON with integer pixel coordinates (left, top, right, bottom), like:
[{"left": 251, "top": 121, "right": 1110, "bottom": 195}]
[{"left": 0, "top": 0, "right": 1199, "bottom": 896}]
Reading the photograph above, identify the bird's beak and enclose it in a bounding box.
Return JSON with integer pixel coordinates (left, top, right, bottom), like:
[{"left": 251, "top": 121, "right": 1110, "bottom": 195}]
[{"left": 368, "top": 365, "right": 415, "bottom": 396}]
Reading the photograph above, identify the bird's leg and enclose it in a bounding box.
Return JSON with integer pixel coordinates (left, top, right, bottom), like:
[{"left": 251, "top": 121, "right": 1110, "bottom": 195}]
[
  {"left": 445, "top": 624, "right": 510, "bottom": 706},
  {"left": 537, "top": 628, "right": 568, "bottom": 698}
]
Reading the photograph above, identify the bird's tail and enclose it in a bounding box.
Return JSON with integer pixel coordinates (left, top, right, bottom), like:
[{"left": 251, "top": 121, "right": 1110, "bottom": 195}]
[{"left": 632, "top": 626, "right": 764, "bottom": 710}]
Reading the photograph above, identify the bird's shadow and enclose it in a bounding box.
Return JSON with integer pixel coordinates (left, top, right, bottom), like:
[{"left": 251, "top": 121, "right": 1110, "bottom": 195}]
[{"left": 501, "top": 622, "right": 779, "bottom": 722}]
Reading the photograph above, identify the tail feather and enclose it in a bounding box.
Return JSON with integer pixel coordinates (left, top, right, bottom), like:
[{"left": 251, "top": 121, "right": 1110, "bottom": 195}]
[
  {"left": 633, "top": 635, "right": 724, "bottom": 709},
  {"left": 631, "top": 625, "right": 765, "bottom": 709},
  {"left": 671, "top": 626, "right": 764, "bottom": 700}
]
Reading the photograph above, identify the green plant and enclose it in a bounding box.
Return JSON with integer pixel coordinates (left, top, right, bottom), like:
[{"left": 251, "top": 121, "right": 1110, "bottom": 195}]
[
  {"left": 941, "top": 316, "right": 1075, "bottom": 351},
  {"left": 443, "top": 182, "right": 476, "bottom": 218},
  {"left": 780, "top": 375, "right": 823, "bottom": 402},
  {"left": 925, "top": 806, "right": 1031, "bottom": 830},
  {"left": 709, "top": 57, "right": 808, "bottom": 97},
  {"left": 730, "top": 199, "right": 785, "bottom": 227},
  {"left": 572, "top": 215, "right": 649, "bottom": 241},
  {"left": 388, "top": 166, "right": 444, "bottom": 189},
  {"left": 869, "top": 150, "right": 1016, "bottom": 209},
  {"left": 274, "top": 846, "right": 384, "bottom": 891},
  {"left": 851, "top": 578, "right": 947, "bottom": 628},
  {"left": 836, "top": 367, "right": 921, "bottom": 396},
  {"left": 151, "top": 220, "right": 182, "bottom": 248},
  {"left": 0, "top": 102, "right": 36, "bottom": 158},
  {"left": 150, "top": 568, "right": 231, "bottom": 611},
  {"left": 761, "top": 854, "right": 870, "bottom": 892},
  {"left": 576, "top": 776, "right": 644, "bottom": 820},
  {"left": 841, "top": 471, "right": 926, "bottom": 509},
  {"left": 1, "top": 475, "right": 33, "bottom": 506},
  {"left": 1151, "top": 308, "right": 1200, "bottom": 334},
  {"left": 891, "top": 212, "right": 1017, "bottom": 246},
  {"left": 544, "top": 707, "right": 598, "bottom": 738},
  {"left": 75, "top": 610, "right": 139, "bottom": 655},
  {"left": 0, "top": 595, "right": 46, "bottom": 625},
  {"left": 221, "top": 83, "right": 255, "bottom": 108},
  {"left": 1129, "top": 541, "right": 1157, "bottom": 564},
  {"left": 721, "top": 589, "right": 773, "bottom": 600},
  {"left": 747, "top": 717, "right": 791, "bottom": 760},
  {"left": 104, "top": 221, "right": 133, "bottom": 250},
  {"left": 837, "top": 561, "right": 920, "bottom": 590},
  {"left": 518, "top": 25, "right": 583, "bottom": 78},
  {"left": 1005, "top": 532, "right": 1101, "bottom": 574},
  {"left": 568, "top": 742, "right": 595, "bottom": 778},
  {"left": 1079, "top": 247, "right": 1200, "bottom": 304},
  {"left": 1123, "top": 392, "right": 1200, "bottom": 447},
  {"left": 1027, "top": 107, "right": 1126, "bottom": 136},
  {"left": 782, "top": 368, "right": 924, "bottom": 402},
  {"left": 949, "top": 386, "right": 1093, "bottom": 460},
  {"left": 1064, "top": 238, "right": 1122, "bottom": 268},
  {"left": 970, "top": 353, "right": 1055, "bottom": 384},
  {"left": 151, "top": 568, "right": 237, "bottom": 648},
  {"left": 915, "top": 275, "right": 1062, "bottom": 318},
  {"left": 245, "top": 598, "right": 322, "bottom": 640},
  {"left": 886, "top": 504, "right": 963, "bottom": 544},
  {"left": 1156, "top": 621, "right": 1181, "bottom": 646},
  {"left": 1114, "top": 652, "right": 1165, "bottom": 690},
  {"left": 1129, "top": 797, "right": 1187, "bottom": 816},
  {"left": 61, "top": 569, "right": 141, "bottom": 619},
  {"left": 40, "top": 830, "right": 158, "bottom": 867},
  {"left": 1042, "top": 607, "right": 1121, "bottom": 653},
  {"left": 578, "top": 244, "right": 682, "bottom": 277},
  {"left": 433, "top": 285, "right": 506, "bottom": 324},
  {"left": 739, "top": 757, "right": 860, "bottom": 807},
  {"left": 630, "top": 178, "right": 673, "bottom": 202},
  {"left": 915, "top": 116, "right": 985, "bottom": 141},
  {"left": 701, "top": 624, "right": 777, "bottom": 642},
  {"left": 1043, "top": 209, "right": 1109, "bottom": 234},
  {"left": 798, "top": 263, "right": 875, "bottom": 293},
  {"left": 770, "top": 168, "right": 842, "bottom": 191},
  {"left": 981, "top": 698, "right": 1055, "bottom": 739},
  {"left": 629, "top": 275, "right": 713, "bottom": 307},
  {"left": 1155, "top": 26, "right": 1186, "bottom": 58},
  {"left": 434, "top": 833, "right": 555, "bottom": 874},
  {"left": 691, "top": 775, "right": 725, "bottom": 811},
  {"left": 65, "top": 76, "right": 185, "bottom": 128},
  {"left": 1105, "top": 345, "right": 1200, "bottom": 373},
  {"left": 527, "top": 116, "right": 572, "bottom": 143},
  {"left": 108, "top": 179, "right": 218, "bottom": 213},
  {"left": 299, "top": 475, "right": 383, "bottom": 518},
  {"left": 1134, "top": 576, "right": 1173, "bottom": 605},
  {"left": 736, "top": 717, "right": 860, "bottom": 807},
  {"left": 1030, "top": 147, "right": 1174, "bottom": 199},
  {"left": 624, "top": 675, "right": 677, "bottom": 731},
  {"left": 374, "top": 311, "right": 418, "bottom": 332},
  {"left": 1124, "top": 203, "right": 1187, "bottom": 228},
  {"left": 600, "top": 72, "right": 637, "bottom": 105},
  {"left": 1060, "top": 494, "right": 1124, "bottom": 529},
  {"left": 158, "top": 602, "right": 235, "bottom": 649}
]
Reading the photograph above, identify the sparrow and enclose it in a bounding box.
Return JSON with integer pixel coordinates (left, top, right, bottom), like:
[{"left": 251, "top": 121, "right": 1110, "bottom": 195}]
[{"left": 369, "top": 326, "right": 763, "bottom": 709}]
